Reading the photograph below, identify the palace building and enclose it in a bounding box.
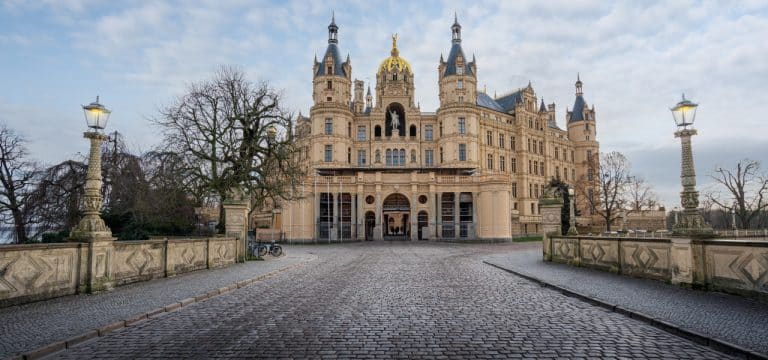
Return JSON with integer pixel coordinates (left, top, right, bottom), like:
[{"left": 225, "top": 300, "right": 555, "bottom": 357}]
[{"left": 273, "top": 15, "right": 599, "bottom": 241}]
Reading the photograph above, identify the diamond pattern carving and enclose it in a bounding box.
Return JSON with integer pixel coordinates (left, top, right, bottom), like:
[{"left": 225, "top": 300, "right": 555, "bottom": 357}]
[
  {"left": 182, "top": 248, "right": 195, "bottom": 264},
  {"left": 728, "top": 252, "right": 768, "bottom": 287},
  {"left": 0, "top": 258, "right": 17, "bottom": 293},
  {"left": 557, "top": 241, "right": 572, "bottom": 258},
  {"left": 9, "top": 255, "right": 47, "bottom": 287},
  {"left": 632, "top": 246, "right": 659, "bottom": 270},
  {"left": 217, "top": 244, "right": 228, "bottom": 259},
  {"left": 588, "top": 243, "right": 606, "bottom": 262},
  {"left": 127, "top": 249, "right": 152, "bottom": 274}
]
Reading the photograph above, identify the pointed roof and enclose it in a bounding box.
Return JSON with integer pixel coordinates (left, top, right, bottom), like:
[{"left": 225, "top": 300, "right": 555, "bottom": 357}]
[
  {"left": 315, "top": 15, "right": 348, "bottom": 77},
  {"left": 366, "top": 85, "right": 371, "bottom": 96},
  {"left": 539, "top": 98, "right": 547, "bottom": 112},
  {"left": 569, "top": 75, "right": 588, "bottom": 122}
]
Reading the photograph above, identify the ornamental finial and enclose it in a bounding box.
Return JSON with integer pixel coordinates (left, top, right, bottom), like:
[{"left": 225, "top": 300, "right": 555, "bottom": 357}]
[{"left": 391, "top": 33, "right": 399, "bottom": 57}]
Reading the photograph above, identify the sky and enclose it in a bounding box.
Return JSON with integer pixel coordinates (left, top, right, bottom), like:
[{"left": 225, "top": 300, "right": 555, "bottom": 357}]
[{"left": 1, "top": 0, "right": 767, "bottom": 209}]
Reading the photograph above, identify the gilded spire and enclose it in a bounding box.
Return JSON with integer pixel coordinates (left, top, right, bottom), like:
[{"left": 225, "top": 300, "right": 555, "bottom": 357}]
[{"left": 391, "top": 33, "right": 399, "bottom": 57}]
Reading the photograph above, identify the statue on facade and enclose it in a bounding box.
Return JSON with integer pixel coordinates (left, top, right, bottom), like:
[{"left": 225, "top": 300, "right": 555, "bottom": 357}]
[{"left": 390, "top": 110, "right": 400, "bottom": 131}]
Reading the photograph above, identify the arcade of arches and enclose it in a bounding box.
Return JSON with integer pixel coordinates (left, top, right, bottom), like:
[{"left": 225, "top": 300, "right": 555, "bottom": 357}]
[{"left": 305, "top": 184, "right": 482, "bottom": 241}]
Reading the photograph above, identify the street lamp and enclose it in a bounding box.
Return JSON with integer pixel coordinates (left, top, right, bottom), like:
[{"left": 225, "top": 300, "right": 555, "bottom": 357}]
[
  {"left": 731, "top": 201, "right": 737, "bottom": 230},
  {"left": 70, "top": 96, "right": 114, "bottom": 241},
  {"left": 670, "top": 94, "right": 712, "bottom": 236},
  {"left": 567, "top": 188, "right": 578, "bottom": 235}
]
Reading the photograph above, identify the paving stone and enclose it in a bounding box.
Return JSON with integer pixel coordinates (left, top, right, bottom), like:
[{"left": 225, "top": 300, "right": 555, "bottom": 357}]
[
  {"left": 44, "top": 242, "right": 732, "bottom": 359},
  {"left": 484, "top": 242, "right": 768, "bottom": 355}
]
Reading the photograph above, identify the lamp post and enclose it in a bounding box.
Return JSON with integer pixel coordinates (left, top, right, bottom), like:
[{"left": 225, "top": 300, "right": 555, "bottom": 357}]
[
  {"left": 70, "top": 96, "right": 114, "bottom": 241},
  {"left": 670, "top": 94, "right": 712, "bottom": 236},
  {"left": 731, "top": 201, "right": 737, "bottom": 230},
  {"left": 567, "top": 188, "right": 578, "bottom": 235}
]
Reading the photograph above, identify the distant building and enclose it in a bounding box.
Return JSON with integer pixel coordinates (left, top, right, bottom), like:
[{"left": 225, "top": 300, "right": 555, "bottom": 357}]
[{"left": 274, "top": 15, "right": 600, "bottom": 241}]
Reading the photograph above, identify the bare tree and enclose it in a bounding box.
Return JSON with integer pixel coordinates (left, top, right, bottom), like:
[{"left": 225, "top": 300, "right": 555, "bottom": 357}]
[
  {"left": 576, "top": 151, "right": 632, "bottom": 232},
  {"left": 626, "top": 176, "right": 658, "bottom": 212},
  {"left": 154, "top": 66, "right": 303, "bottom": 232},
  {"left": 29, "top": 160, "right": 87, "bottom": 237},
  {"left": 0, "top": 123, "right": 41, "bottom": 243},
  {"left": 706, "top": 159, "right": 768, "bottom": 229}
]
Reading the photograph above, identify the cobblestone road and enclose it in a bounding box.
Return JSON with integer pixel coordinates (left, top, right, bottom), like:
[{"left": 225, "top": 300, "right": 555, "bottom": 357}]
[
  {"left": 0, "top": 249, "right": 314, "bottom": 358},
  {"left": 51, "top": 242, "right": 733, "bottom": 359},
  {"left": 484, "top": 242, "right": 768, "bottom": 355}
]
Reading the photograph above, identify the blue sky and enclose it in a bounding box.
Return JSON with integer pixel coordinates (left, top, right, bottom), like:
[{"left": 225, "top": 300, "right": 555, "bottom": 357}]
[{"left": 1, "top": 0, "right": 767, "bottom": 208}]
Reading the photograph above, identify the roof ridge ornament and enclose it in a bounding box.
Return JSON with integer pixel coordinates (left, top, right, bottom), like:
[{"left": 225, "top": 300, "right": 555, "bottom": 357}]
[{"left": 391, "top": 33, "right": 399, "bottom": 57}]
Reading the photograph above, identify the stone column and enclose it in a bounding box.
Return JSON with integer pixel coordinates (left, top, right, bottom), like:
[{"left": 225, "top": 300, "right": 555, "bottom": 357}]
[
  {"left": 454, "top": 192, "right": 460, "bottom": 239},
  {"left": 374, "top": 191, "right": 383, "bottom": 240},
  {"left": 223, "top": 196, "right": 249, "bottom": 263},
  {"left": 314, "top": 181, "right": 320, "bottom": 243},
  {"left": 70, "top": 132, "right": 116, "bottom": 293},
  {"left": 436, "top": 192, "right": 442, "bottom": 239},
  {"left": 351, "top": 193, "right": 357, "bottom": 241},
  {"left": 472, "top": 192, "right": 479, "bottom": 239},
  {"left": 332, "top": 190, "right": 339, "bottom": 241},
  {"left": 673, "top": 129, "right": 712, "bottom": 236}
]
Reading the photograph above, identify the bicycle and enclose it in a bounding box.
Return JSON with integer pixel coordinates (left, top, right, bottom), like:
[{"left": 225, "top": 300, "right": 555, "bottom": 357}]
[{"left": 249, "top": 240, "right": 283, "bottom": 257}]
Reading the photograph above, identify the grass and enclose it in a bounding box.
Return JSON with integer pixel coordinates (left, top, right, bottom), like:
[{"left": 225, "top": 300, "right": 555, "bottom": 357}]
[{"left": 512, "top": 235, "right": 543, "bottom": 242}]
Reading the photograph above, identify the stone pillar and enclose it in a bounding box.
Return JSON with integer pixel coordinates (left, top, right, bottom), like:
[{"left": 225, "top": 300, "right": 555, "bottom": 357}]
[
  {"left": 410, "top": 192, "right": 418, "bottom": 241},
  {"left": 223, "top": 198, "right": 249, "bottom": 263},
  {"left": 436, "top": 192, "right": 442, "bottom": 239},
  {"left": 314, "top": 183, "right": 320, "bottom": 243},
  {"left": 472, "top": 192, "right": 479, "bottom": 239},
  {"left": 332, "top": 191, "right": 339, "bottom": 241},
  {"left": 351, "top": 193, "right": 357, "bottom": 241},
  {"left": 374, "top": 191, "right": 383, "bottom": 240},
  {"left": 670, "top": 238, "right": 694, "bottom": 286},
  {"left": 70, "top": 132, "right": 116, "bottom": 293},
  {"left": 673, "top": 129, "right": 712, "bottom": 236},
  {"left": 454, "top": 192, "right": 460, "bottom": 239},
  {"left": 540, "top": 196, "right": 564, "bottom": 261},
  {"left": 356, "top": 190, "right": 365, "bottom": 240}
]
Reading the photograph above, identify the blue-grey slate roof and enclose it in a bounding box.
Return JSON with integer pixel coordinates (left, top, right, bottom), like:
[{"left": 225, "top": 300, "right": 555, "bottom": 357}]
[
  {"left": 495, "top": 91, "right": 522, "bottom": 112},
  {"left": 315, "top": 43, "right": 347, "bottom": 77},
  {"left": 570, "top": 95, "right": 586, "bottom": 122},
  {"left": 476, "top": 92, "right": 504, "bottom": 112},
  {"left": 443, "top": 43, "right": 473, "bottom": 77}
]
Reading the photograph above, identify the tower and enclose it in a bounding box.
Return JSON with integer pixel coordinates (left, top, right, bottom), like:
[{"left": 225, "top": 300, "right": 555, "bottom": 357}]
[
  {"left": 376, "top": 33, "right": 416, "bottom": 137},
  {"left": 311, "top": 14, "right": 354, "bottom": 166},
  {"left": 438, "top": 14, "right": 477, "bottom": 106},
  {"left": 567, "top": 74, "right": 600, "bottom": 215}
]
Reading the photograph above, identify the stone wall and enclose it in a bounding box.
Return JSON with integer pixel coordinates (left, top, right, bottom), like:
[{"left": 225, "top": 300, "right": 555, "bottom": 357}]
[
  {"left": 545, "top": 235, "right": 768, "bottom": 301},
  {"left": 0, "top": 237, "right": 238, "bottom": 307}
]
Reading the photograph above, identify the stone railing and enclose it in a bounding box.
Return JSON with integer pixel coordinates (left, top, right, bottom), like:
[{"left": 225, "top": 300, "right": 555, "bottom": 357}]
[
  {"left": 544, "top": 235, "right": 768, "bottom": 301},
  {"left": 0, "top": 237, "right": 237, "bottom": 308}
]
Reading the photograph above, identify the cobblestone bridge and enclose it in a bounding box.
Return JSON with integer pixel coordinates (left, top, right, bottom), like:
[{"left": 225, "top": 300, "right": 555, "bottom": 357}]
[{"left": 4, "top": 242, "right": 763, "bottom": 359}]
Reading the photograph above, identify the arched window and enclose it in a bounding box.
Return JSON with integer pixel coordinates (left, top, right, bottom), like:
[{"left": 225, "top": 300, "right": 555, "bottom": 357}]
[
  {"left": 347, "top": 148, "right": 351, "bottom": 164},
  {"left": 386, "top": 149, "right": 392, "bottom": 166},
  {"left": 409, "top": 124, "right": 417, "bottom": 137},
  {"left": 375, "top": 125, "right": 382, "bottom": 138},
  {"left": 399, "top": 149, "right": 406, "bottom": 166}
]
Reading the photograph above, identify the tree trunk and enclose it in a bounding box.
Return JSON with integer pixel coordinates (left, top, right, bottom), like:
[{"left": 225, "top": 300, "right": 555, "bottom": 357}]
[{"left": 12, "top": 208, "right": 26, "bottom": 243}]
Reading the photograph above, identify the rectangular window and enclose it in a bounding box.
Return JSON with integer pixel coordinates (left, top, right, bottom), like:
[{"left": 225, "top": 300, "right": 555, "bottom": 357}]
[
  {"left": 529, "top": 184, "right": 533, "bottom": 197},
  {"left": 326, "top": 80, "right": 332, "bottom": 90},
  {"left": 324, "top": 118, "right": 333, "bottom": 135},
  {"left": 511, "top": 158, "right": 517, "bottom": 173},
  {"left": 487, "top": 154, "right": 493, "bottom": 169},
  {"left": 571, "top": 150, "right": 575, "bottom": 162},
  {"left": 587, "top": 149, "right": 593, "bottom": 162},
  {"left": 527, "top": 139, "right": 532, "bottom": 152},
  {"left": 555, "top": 147, "right": 560, "bottom": 160},
  {"left": 324, "top": 144, "right": 332, "bottom": 162},
  {"left": 425, "top": 125, "right": 433, "bottom": 141},
  {"left": 425, "top": 149, "right": 434, "bottom": 166},
  {"left": 357, "top": 150, "right": 366, "bottom": 166},
  {"left": 539, "top": 141, "right": 544, "bottom": 155},
  {"left": 511, "top": 182, "right": 517, "bottom": 198},
  {"left": 500, "top": 156, "right": 506, "bottom": 172},
  {"left": 457, "top": 66, "right": 463, "bottom": 75},
  {"left": 556, "top": 166, "right": 560, "bottom": 178},
  {"left": 457, "top": 79, "right": 463, "bottom": 89},
  {"left": 486, "top": 131, "right": 493, "bottom": 145},
  {"left": 357, "top": 125, "right": 366, "bottom": 141},
  {"left": 588, "top": 167, "right": 594, "bottom": 181},
  {"left": 564, "top": 167, "right": 568, "bottom": 181},
  {"left": 458, "top": 118, "right": 466, "bottom": 135},
  {"left": 528, "top": 160, "right": 532, "bottom": 174},
  {"left": 511, "top": 136, "right": 516, "bottom": 150},
  {"left": 499, "top": 134, "right": 505, "bottom": 149},
  {"left": 572, "top": 169, "right": 576, "bottom": 180},
  {"left": 534, "top": 161, "right": 538, "bottom": 175},
  {"left": 458, "top": 144, "right": 466, "bottom": 161}
]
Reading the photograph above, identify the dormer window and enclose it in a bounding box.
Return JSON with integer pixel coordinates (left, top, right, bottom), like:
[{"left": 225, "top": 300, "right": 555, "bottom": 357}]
[
  {"left": 392, "top": 73, "right": 397, "bottom": 81},
  {"left": 457, "top": 66, "right": 463, "bottom": 75},
  {"left": 327, "top": 66, "right": 332, "bottom": 75},
  {"left": 457, "top": 79, "right": 463, "bottom": 89},
  {"left": 327, "top": 80, "right": 332, "bottom": 90}
]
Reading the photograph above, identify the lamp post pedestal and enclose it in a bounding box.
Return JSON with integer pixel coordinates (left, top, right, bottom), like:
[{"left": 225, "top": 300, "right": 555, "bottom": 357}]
[
  {"left": 70, "top": 132, "right": 114, "bottom": 241},
  {"left": 672, "top": 129, "right": 712, "bottom": 236}
]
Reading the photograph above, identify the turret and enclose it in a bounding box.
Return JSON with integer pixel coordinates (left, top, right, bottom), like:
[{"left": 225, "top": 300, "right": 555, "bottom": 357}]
[
  {"left": 438, "top": 14, "right": 477, "bottom": 106},
  {"left": 353, "top": 79, "right": 364, "bottom": 113},
  {"left": 312, "top": 14, "right": 352, "bottom": 106},
  {"left": 365, "top": 85, "right": 373, "bottom": 111},
  {"left": 566, "top": 74, "right": 600, "bottom": 215}
]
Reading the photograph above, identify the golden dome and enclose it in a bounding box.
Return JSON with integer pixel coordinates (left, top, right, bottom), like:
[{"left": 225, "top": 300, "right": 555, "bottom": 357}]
[{"left": 377, "top": 33, "right": 412, "bottom": 75}]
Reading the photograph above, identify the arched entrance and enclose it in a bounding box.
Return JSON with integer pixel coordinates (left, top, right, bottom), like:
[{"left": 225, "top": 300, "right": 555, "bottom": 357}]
[
  {"left": 417, "top": 211, "right": 428, "bottom": 240},
  {"left": 382, "top": 193, "right": 410, "bottom": 240},
  {"left": 365, "top": 211, "right": 375, "bottom": 241}
]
